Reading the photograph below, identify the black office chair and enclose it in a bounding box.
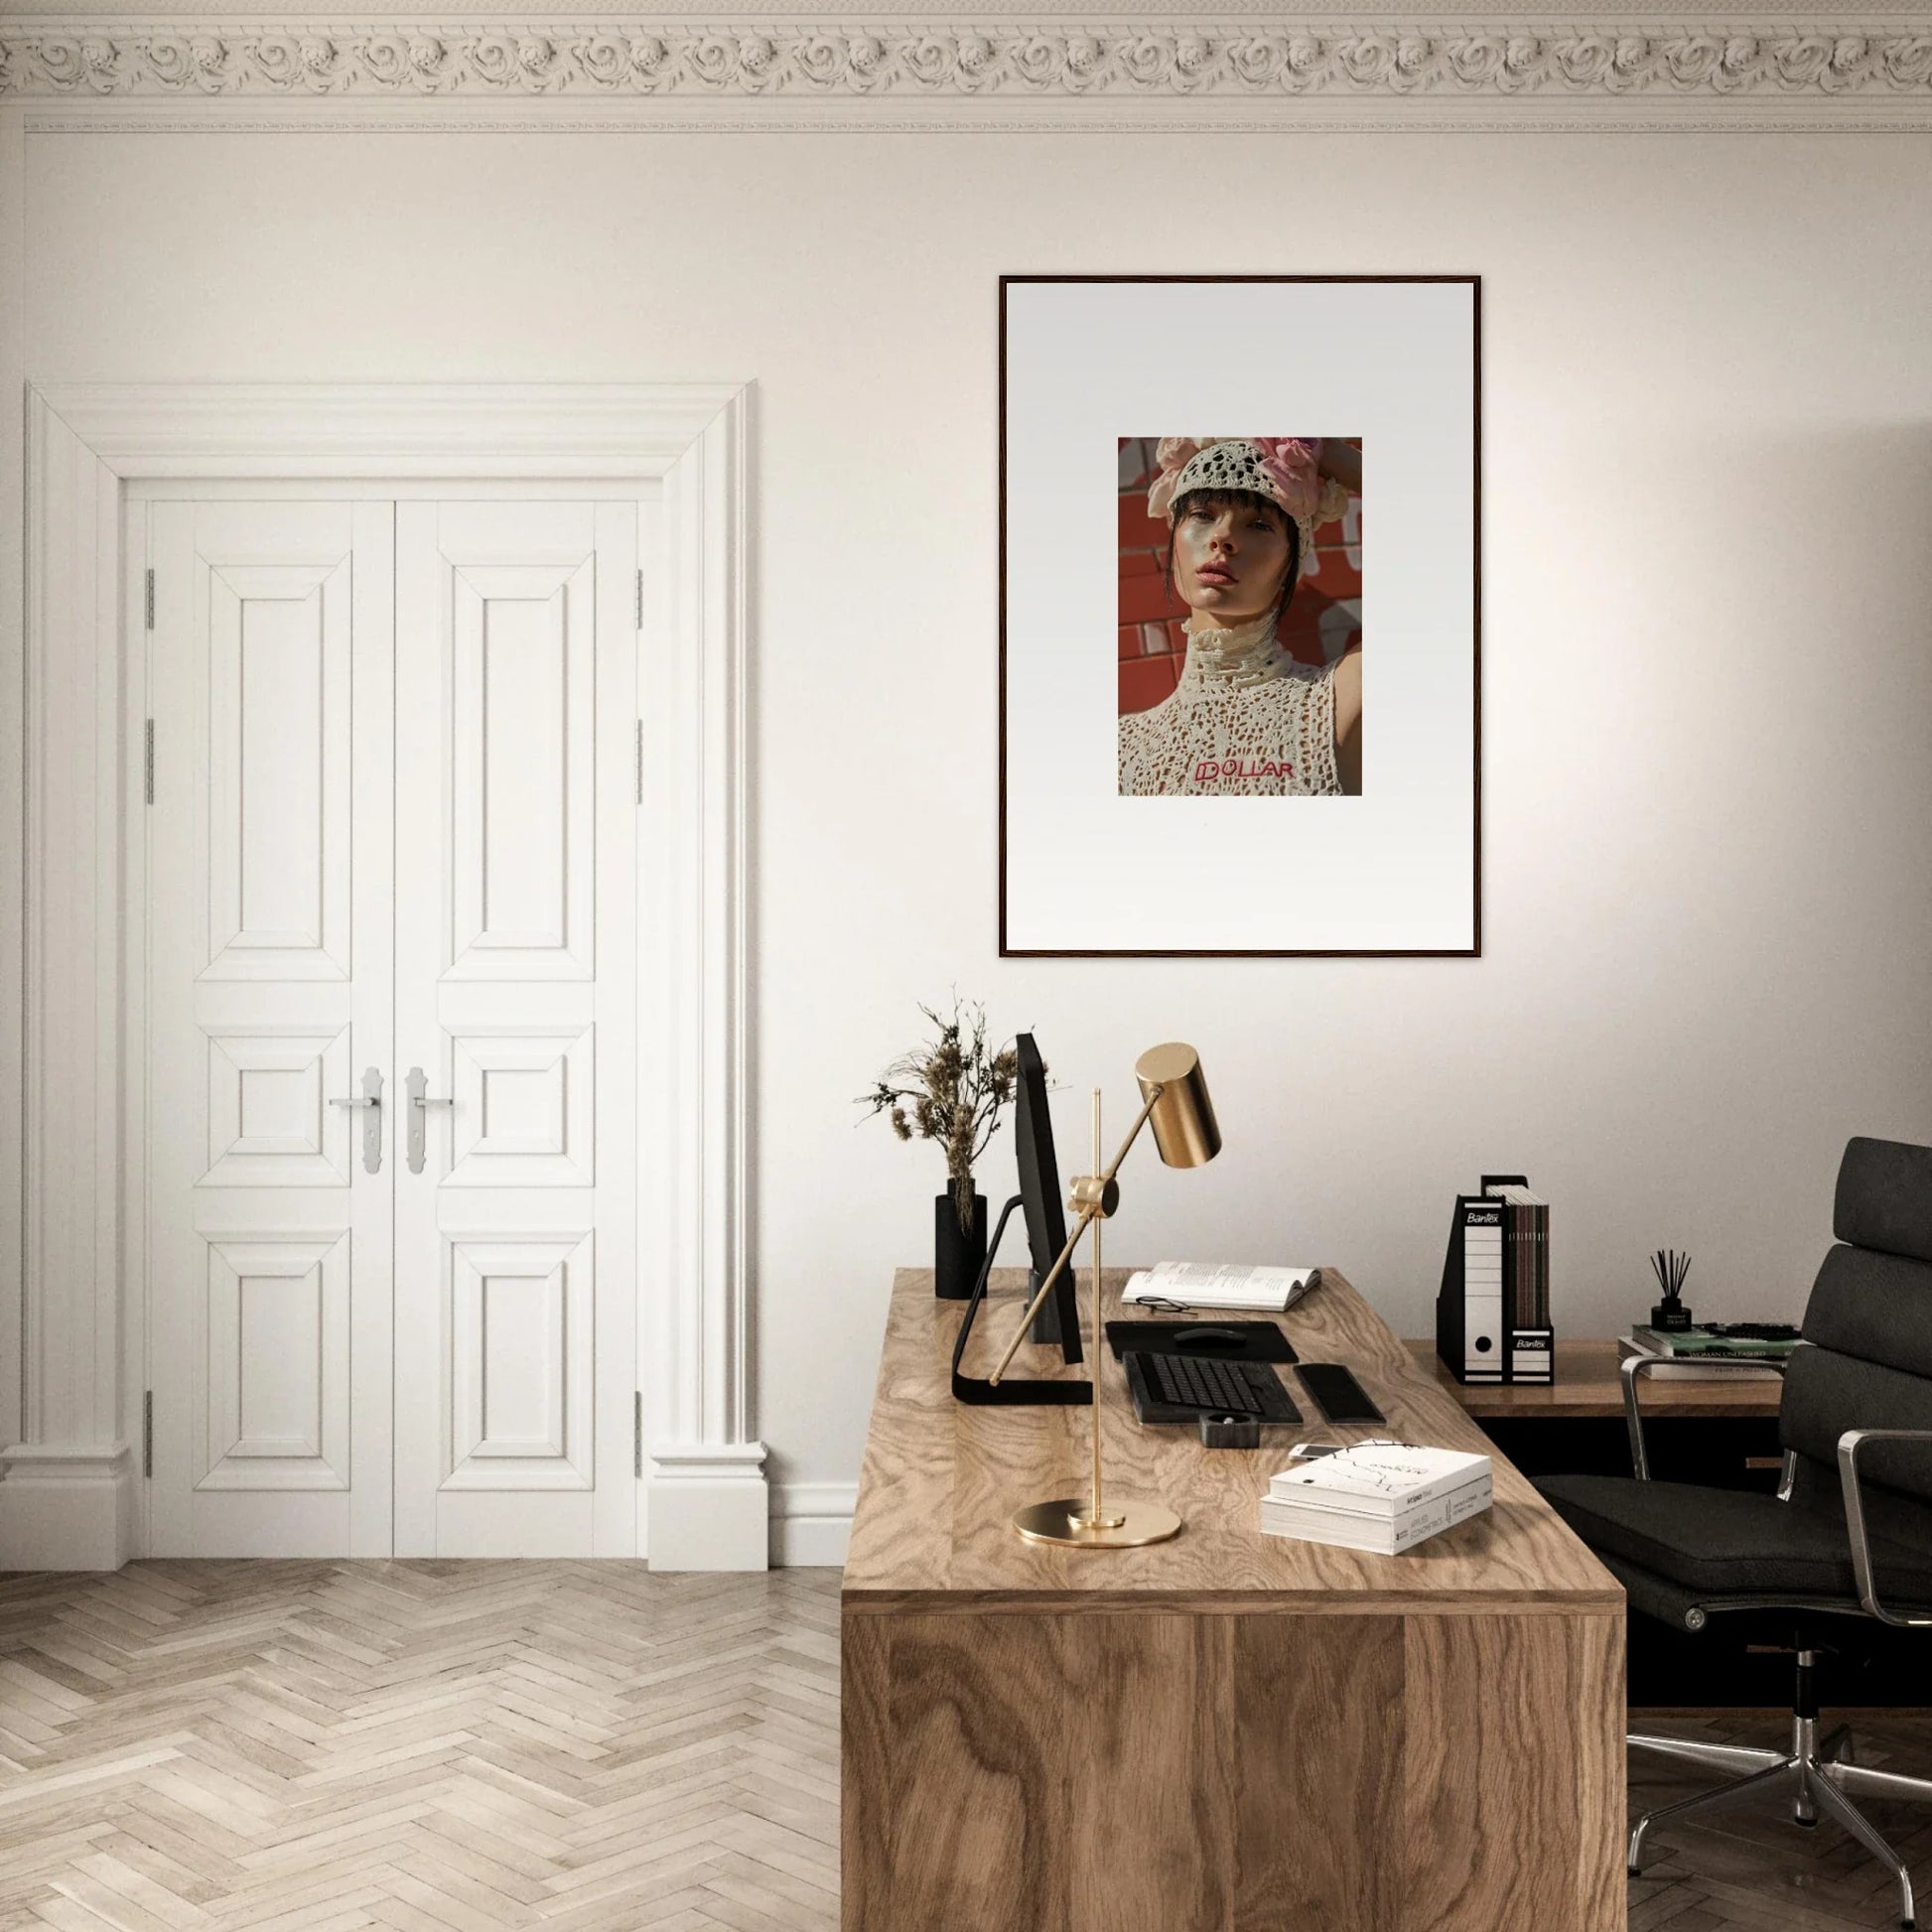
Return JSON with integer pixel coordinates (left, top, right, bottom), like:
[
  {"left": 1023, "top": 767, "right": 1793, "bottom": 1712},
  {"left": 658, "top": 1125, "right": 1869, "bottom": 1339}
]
[{"left": 1538, "top": 1136, "right": 1932, "bottom": 1931}]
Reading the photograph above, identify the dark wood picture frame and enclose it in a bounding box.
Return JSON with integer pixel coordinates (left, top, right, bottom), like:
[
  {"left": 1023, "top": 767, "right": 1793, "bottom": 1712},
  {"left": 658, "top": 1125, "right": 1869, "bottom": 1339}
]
[{"left": 997, "top": 273, "right": 1482, "bottom": 959}]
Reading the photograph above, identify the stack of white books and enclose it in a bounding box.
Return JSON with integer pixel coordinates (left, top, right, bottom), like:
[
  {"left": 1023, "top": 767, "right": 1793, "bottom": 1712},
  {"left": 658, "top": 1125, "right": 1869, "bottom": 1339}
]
[
  {"left": 1121, "top": 1261, "right": 1318, "bottom": 1312},
  {"left": 1260, "top": 1444, "right": 1493, "bottom": 1555}
]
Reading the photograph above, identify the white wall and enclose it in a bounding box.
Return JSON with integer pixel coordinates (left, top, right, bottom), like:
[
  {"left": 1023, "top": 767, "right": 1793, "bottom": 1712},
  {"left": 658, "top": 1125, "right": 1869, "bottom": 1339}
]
[{"left": 21, "top": 126, "right": 1932, "bottom": 1538}]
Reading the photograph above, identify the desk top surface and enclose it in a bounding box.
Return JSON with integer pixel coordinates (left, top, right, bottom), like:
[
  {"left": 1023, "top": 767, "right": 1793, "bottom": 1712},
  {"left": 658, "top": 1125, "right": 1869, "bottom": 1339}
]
[
  {"left": 843, "top": 1268, "right": 1621, "bottom": 1615},
  {"left": 1408, "top": 1338, "right": 1784, "bottom": 1419}
]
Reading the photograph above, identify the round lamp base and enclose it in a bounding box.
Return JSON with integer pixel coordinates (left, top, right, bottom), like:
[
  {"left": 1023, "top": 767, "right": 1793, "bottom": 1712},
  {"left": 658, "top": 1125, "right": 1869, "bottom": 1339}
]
[{"left": 1012, "top": 1496, "right": 1182, "bottom": 1549}]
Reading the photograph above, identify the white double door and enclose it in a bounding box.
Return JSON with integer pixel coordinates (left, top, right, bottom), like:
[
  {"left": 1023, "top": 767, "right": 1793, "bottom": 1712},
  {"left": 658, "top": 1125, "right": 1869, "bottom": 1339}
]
[{"left": 145, "top": 494, "right": 638, "bottom": 1558}]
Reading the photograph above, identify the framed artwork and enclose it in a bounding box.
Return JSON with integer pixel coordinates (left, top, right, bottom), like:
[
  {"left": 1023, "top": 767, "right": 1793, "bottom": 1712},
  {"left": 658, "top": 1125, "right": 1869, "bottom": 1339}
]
[{"left": 999, "top": 274, "right": 1480, "bottom": 957}]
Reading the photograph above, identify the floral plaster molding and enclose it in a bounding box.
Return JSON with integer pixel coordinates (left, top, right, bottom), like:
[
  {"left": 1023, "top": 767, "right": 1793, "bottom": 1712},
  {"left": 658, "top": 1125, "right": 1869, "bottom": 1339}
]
[
  {"left": 3, "top": 18, "right": 1932, "bottom": 128},
  {"left": 4, "top": 19, "right": 1932, "bottom": 106}
]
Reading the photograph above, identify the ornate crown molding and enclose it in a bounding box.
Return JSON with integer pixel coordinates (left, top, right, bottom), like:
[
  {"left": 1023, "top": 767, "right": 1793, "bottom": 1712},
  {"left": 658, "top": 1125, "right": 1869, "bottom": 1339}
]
[{"left": 3, "top": 19, "right": 1931, "bottom": 107}]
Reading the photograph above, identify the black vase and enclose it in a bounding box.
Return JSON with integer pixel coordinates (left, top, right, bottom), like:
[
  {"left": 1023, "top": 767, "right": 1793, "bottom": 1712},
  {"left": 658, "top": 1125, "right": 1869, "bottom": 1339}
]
[{"left": 934, "top": 1187, "right": 989, "bottom": 1300}]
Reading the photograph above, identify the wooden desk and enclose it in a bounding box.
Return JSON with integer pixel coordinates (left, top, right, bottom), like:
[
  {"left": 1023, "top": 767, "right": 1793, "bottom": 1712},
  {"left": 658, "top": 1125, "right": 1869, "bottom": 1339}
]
[
  {"left": 1407, "top": 1336, "right": 1784, "bottom": 1420},
  {"left": 843, "top": 1269, "right": 1625, "bottom": 1932}
]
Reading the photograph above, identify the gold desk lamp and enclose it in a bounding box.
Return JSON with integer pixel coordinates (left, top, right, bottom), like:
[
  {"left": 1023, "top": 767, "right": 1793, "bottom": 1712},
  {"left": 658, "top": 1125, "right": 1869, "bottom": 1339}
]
[{"left": 986, "top": 1041, "right": 1221, "bottom": 1549}]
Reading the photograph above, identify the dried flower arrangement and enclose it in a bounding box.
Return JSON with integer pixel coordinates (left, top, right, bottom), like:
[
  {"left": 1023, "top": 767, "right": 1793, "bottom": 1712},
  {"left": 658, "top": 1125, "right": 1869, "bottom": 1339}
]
[{"left": 860, "top": 998, "right": 1021, "bottom": 1233}]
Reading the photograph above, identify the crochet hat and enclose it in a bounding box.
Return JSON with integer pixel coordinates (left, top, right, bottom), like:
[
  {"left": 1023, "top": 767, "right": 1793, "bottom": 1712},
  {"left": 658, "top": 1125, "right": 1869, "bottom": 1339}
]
[{"left": 1147, "top": 437, "right": 1350, "bottom": 581}]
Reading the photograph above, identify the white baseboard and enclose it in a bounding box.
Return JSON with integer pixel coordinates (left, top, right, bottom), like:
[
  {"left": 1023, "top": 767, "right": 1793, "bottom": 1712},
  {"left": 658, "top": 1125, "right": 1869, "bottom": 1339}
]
[
  {"left": 0, "top": 1442, "right": 850, "bottom": 1573},
  {"left": 771, "top": 1480, "right": 855, "bottom": 1569},
  {"left": 646, "top": 1443, "right": 769, "bottom": 1572},
  {"left": 0, "top": 1444, "right": 136, "bottom": 1571}
]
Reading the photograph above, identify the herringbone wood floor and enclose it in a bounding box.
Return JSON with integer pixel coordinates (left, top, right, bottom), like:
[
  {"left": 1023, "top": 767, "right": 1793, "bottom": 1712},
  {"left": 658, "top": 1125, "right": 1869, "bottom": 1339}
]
[
  {"left": 4, "top": 1563, "right": 1932, "bottom": 1929},
  {"left": 0, "top": 1564, "right": 840, "bottom": 1931}
]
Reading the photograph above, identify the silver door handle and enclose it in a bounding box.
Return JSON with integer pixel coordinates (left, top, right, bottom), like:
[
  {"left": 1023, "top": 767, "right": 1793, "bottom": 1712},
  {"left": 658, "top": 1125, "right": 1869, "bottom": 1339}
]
[
  {"left": 405, "top": 1065, "right": 454, "bottom": 1175},
  {"left": 329, "top": 1066, "right": 384, "bottom": 1174}
]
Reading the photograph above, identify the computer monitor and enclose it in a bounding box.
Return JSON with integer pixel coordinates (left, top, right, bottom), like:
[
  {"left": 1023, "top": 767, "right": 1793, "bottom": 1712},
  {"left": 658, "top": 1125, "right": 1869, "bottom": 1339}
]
[
  {"left": 1014, "top": 1034, "right": 1083, "bottom": 1363},
  {"left": 948, "top": 1031, "right": 1090, "bottom": 1406}
]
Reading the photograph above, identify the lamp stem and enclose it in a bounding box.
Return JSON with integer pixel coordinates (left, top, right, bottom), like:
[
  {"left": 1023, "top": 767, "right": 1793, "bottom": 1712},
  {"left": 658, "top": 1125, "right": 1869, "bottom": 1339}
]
[
  {"left": 985, "top": 1083, "right": 1166, "bottom": 1388},
  {"left": 985, "top": 1204, "right": 1097, "bottom": 1387}
]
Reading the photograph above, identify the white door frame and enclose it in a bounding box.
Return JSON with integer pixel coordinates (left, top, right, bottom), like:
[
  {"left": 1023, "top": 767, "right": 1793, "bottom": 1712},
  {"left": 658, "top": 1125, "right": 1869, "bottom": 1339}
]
[{"left": 2, "top": 382, "right": 763, "bottom": 1571}]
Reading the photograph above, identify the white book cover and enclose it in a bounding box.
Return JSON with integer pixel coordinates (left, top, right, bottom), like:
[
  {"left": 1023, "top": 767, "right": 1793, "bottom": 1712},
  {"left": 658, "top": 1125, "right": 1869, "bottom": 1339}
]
[{"left": 1268, "top": 1444, "right": 1490, "bottom": 1516}]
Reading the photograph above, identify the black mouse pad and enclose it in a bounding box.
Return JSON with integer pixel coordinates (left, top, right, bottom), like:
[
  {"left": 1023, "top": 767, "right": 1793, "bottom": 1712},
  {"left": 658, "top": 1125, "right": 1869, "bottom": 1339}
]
[{"left": 1104, "top": 1319, "right": 1297, "bottom": 1365}]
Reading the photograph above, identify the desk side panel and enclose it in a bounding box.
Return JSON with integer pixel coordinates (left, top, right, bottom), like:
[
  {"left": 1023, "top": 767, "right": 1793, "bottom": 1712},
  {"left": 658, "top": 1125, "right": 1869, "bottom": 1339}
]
[{"left": 843, "top": 1604, "right": 1617, "bottom": 1932}]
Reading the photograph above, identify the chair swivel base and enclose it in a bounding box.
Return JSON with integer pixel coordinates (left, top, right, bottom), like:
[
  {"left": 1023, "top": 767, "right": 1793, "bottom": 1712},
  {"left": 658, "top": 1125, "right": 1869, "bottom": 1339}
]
[{"left": 1629, "top": 1713, "right": 1932, "bottom": 1929}]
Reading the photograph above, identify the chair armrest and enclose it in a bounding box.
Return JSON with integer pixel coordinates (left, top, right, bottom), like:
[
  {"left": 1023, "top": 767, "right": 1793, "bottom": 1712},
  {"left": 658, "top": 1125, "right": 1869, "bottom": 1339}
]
[
  {"left": 1838, "top": 1429, "right": 1932, "bottom": 1627},
  {"left": 1620, "top": 1350, "right": 1789, "bottom": 1481}
]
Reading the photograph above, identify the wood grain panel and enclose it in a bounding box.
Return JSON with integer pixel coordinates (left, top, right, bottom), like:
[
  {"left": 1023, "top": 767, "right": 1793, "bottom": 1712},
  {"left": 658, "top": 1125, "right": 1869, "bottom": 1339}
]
[
  {"left": 840, "top": 1610, "right": 891, "bottom": 1932},
  {"left": 1574, "top": 1611, "right": 1630, "bottom": 1932},
  {"left": 1233, "top": 1614, "right": 1406, "bottom": 1932},
  {"left": 1402, "top": 1611, "right": 1625, "bottom": 1932},
  {"left": 847, "top": 1612, "right": 1267, "bottom": 1932},
  {"left": 1065, "top": 1614, "right": 1233, "bottom": 1932},
  {"left": 845, "top": 1269, "right": 1621, "bottom": 1613},
  {"left": 884, "top": 1613, "right": 1067, "bottom": 1931}
]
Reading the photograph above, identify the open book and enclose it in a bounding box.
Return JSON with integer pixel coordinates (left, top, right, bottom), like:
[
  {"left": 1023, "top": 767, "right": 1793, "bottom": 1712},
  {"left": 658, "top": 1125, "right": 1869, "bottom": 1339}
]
[{"left": 1121, "top": 1261, "right": 1318, "bottom": 1313}]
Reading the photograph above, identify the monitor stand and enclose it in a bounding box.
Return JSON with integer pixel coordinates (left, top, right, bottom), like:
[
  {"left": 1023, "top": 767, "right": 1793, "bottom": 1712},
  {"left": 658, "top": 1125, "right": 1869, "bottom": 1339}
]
[{"left": 951, "top": 1196, "right": 1091, "bottom": 1407}]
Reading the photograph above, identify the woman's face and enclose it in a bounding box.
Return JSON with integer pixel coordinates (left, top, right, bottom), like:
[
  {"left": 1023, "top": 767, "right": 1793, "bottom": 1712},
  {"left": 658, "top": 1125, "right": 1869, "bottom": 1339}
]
[{"left": 1171, "top": 492, "right": 1294, "bottom": 627}]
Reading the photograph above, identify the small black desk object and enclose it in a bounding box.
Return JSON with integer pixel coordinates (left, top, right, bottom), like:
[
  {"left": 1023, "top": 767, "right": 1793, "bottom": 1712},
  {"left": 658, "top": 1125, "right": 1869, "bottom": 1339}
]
[
  {"left": 1104, "top": 1318, "right": 1296, "bottom": 1364},
  {"left": 1297, "top": 1361, "right": 1385, "bottom": 1425}
]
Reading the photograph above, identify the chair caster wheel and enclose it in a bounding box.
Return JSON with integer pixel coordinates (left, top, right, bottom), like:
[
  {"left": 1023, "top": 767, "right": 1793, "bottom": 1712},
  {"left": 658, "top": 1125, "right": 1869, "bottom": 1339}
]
[
  {"left": 1627, "top": 1868, "right": 1640, "bottom": 1878},
  {"left": 1795, "top": 1816, "right": 1818, "bottom": 1829}
]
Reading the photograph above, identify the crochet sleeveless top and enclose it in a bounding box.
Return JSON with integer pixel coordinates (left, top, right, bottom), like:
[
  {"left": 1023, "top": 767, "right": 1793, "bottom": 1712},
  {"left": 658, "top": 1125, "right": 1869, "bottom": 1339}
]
[{"left": 1118, "top": 613, "right": 1341, "bottom": 798}]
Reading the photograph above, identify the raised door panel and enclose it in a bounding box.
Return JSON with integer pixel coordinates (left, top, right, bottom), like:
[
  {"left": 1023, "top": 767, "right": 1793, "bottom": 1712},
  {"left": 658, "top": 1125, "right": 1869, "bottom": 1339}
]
[
  {"left": 146, "top": 499, "right": 394, "bottom": 1559},
  {"left": 445, "top": 1231, "right": 593, "bottom": 1488},
  {"left": 200, "top": 1232, "right": 350, "bottom": 1491},
  {"left": 203, "top": 562, "right": 351, "bottom": 981},
  {"left": 449, "top": 560, "right": 595, "bottom": 981},
  {"left": 446, "top": 1026, "right": 594, "bottom": 1187},
  {"left": 202, "top": 1026, "right": 352, "bottom": 1187}
]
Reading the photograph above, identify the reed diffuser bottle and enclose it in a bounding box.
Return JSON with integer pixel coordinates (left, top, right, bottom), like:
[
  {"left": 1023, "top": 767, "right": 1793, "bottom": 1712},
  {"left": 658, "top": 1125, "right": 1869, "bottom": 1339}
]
[{"left": 1650, "top": 1249, "right": 1693, "bottom": 1332}]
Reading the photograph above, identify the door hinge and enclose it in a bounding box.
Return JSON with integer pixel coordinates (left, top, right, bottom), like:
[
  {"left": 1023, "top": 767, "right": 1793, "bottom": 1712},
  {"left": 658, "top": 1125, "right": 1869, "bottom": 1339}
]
[
  {"left": 634, "top": 720, "right": 644, "bottom": 805},
  {"left": 633, "top": 1392, "right": 643, "bottom": 1479},
  {"left": 143, "top": 1391, "right": 154, "bottom": 1477},
  {"left": 144, "top": 720, "right": 155, "bottom": 805},
  {"left": 144, "top": 568, "right": 155, "bottom": 630},
  {"left": 634, "top": 568, "right": 644, "bottom": 631}
]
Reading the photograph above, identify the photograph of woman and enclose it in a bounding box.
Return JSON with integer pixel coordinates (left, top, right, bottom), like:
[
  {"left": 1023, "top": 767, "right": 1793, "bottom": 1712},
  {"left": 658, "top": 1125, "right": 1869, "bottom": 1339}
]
[{"left": 1118, "top": 436, "right": 1363, "bottom": 798}]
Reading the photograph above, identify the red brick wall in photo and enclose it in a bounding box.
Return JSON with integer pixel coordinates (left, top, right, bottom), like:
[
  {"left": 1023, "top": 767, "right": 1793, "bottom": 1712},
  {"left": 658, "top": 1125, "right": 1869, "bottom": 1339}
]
[{"left": 1119, "top": 438, "right": 1363, "bottom": 717}]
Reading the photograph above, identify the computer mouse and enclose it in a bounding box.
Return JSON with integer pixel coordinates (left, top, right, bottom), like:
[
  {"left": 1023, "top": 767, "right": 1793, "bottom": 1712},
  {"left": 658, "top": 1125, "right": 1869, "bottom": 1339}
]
[{"left": 1173, "top": 1326, "right": 1246, "bottom": 1349}]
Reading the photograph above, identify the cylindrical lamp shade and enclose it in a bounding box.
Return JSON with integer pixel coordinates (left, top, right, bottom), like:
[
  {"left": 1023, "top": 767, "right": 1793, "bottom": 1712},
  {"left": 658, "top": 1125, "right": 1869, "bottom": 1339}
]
[{"left": 1134, "top": 1042, "right": 1221, "bottom": 1169}]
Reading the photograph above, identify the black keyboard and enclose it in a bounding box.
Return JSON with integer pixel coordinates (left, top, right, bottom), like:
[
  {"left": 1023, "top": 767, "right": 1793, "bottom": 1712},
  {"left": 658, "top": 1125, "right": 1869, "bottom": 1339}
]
[{"left": 1129, "top": 1351, "right": 1302, "bottom": 1423}]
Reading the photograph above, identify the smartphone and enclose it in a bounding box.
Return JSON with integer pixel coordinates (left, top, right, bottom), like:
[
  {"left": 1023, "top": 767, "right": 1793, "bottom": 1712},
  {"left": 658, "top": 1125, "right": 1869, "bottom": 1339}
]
[{"left": 1296, "top": 1363, "right": 1386, "bottom": 1426}]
